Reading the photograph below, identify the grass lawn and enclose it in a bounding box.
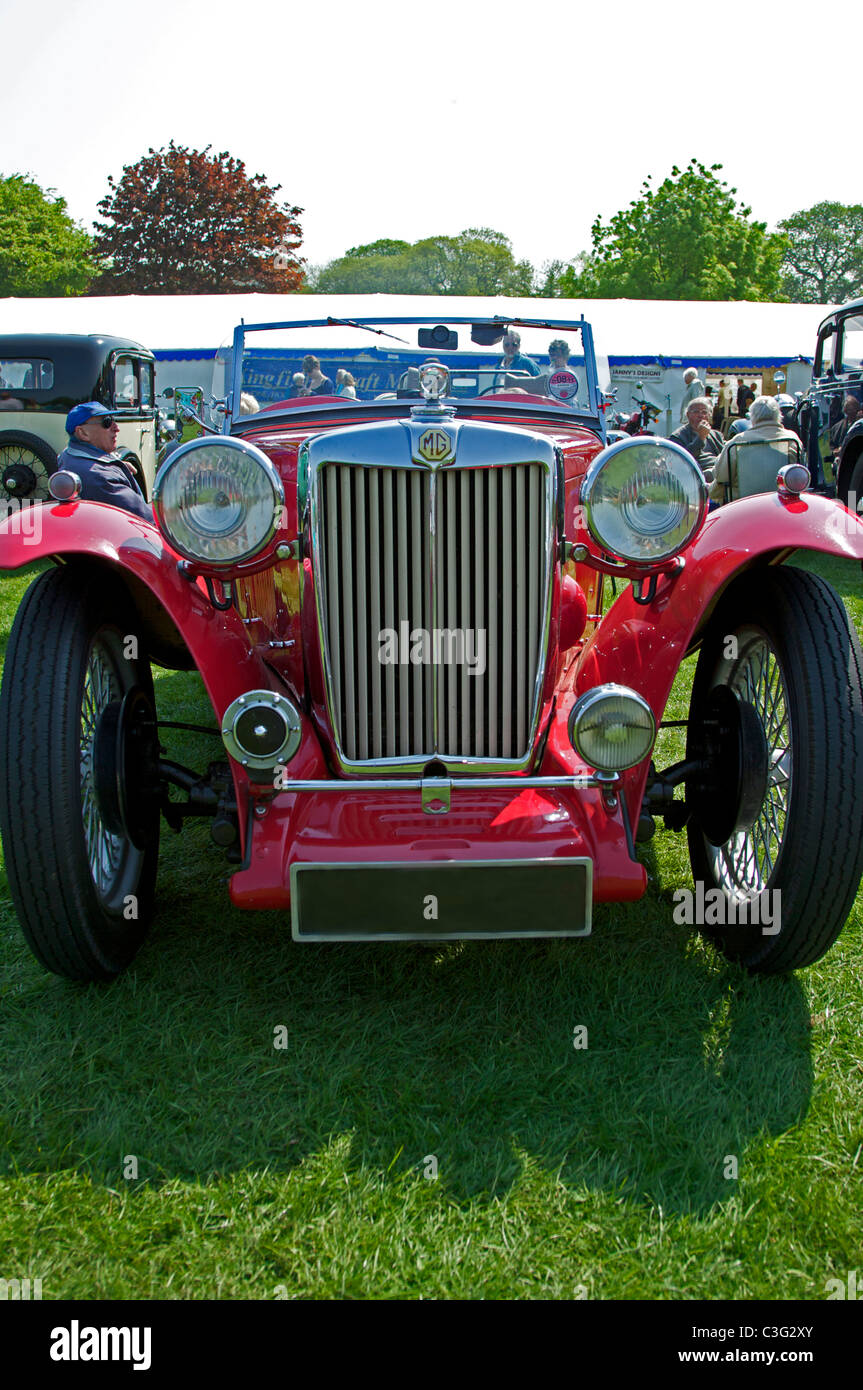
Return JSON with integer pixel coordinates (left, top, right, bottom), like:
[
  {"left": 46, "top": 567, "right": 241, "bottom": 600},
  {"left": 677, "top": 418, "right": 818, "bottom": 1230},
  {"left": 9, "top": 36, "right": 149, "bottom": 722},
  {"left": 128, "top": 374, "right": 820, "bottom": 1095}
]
[{"left": 0, "top": 550, "right": 861, "bottom": 1300}]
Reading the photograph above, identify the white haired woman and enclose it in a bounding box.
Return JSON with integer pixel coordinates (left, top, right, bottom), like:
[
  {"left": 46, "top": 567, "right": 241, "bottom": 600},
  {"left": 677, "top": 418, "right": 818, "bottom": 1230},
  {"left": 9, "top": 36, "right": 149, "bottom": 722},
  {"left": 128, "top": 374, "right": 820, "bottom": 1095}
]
[{"left": 709, "top": 396, "right": 804, "bottom": 504}]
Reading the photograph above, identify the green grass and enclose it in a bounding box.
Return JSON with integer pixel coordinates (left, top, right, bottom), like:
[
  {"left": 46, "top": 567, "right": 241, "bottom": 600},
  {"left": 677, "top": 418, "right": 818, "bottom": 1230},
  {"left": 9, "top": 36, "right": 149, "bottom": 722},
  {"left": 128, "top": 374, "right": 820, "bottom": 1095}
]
[{"left": 0, "top": 553, "right": 861, "bottom": 1300}]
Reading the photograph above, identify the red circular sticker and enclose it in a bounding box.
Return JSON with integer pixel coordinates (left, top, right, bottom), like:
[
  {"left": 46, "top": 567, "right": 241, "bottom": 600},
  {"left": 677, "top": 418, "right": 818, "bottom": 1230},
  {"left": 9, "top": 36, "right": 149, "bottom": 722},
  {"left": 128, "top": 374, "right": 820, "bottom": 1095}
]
[{"left": 549, "top": 369, "right": 579, "bottom": 401}]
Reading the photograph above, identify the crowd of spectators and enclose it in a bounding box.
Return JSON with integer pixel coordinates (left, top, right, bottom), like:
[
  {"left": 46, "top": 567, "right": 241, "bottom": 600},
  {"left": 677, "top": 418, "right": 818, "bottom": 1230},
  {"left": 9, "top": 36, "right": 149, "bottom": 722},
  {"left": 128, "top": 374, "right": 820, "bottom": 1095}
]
[{"left": 670, "top": 368, "right": 807, "bottom": 507}]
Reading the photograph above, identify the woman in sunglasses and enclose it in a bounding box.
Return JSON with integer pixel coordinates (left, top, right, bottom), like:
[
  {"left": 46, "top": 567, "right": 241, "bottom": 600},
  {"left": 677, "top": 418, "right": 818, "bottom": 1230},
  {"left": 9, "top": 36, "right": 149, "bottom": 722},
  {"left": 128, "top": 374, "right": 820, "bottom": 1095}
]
[{"left": 57, "top": 402, "right": 152, "bottom": 521}]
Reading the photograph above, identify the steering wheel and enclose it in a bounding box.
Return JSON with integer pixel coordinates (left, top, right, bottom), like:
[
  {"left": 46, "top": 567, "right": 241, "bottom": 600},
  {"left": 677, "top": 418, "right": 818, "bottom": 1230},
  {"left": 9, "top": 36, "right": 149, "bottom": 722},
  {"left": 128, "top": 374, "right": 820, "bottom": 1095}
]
[{"left": 479, "top": 371, "right": 509, "bottom": 397}]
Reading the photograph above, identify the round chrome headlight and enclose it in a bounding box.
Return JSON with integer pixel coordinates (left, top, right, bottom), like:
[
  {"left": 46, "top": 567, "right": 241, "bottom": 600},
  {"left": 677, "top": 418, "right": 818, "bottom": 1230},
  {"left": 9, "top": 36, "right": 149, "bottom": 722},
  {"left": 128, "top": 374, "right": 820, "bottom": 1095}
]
[
  {"left": 153, "top": 436, "right": 284, "bottom": 568},
  {"left": 568, "top": 684, "right": 656, "bottom": 772},
  {"left": 581, "top": 437, "right": 706, "bottom": 564}
]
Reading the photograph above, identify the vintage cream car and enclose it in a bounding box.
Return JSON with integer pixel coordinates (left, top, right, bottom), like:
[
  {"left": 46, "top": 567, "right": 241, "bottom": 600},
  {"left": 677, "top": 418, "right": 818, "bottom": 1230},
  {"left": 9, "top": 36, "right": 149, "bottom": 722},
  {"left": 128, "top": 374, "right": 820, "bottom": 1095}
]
[{"left": 0, "top": 332, "right": 158, "bottom": 505}]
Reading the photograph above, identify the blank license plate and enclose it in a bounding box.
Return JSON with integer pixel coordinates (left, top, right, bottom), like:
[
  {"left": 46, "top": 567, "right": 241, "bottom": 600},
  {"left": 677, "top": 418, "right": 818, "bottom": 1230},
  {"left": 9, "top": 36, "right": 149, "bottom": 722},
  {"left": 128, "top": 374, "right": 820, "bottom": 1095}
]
[{"left": 290, "top": 858, "right": 592, "bottom": 941}]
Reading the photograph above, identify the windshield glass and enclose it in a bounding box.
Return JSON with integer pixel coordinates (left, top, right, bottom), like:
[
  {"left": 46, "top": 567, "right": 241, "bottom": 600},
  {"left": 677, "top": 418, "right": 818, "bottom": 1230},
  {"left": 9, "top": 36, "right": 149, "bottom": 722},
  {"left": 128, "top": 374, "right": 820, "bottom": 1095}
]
[{"left": 220, "top": 317, "right": 600, "bottom": 422}]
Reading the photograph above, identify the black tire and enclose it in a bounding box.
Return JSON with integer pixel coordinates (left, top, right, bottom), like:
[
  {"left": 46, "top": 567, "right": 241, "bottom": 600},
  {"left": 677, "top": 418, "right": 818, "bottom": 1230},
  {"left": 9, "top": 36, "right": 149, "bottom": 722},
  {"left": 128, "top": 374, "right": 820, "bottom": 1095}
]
[
  {"left": 0, "top": 430, "right": 58, "bottom": 503},
  {"left": 0, "top": 566, "right": 159, "bottom": 980},
  {"left": 685, "top": 566, "right": 863, "bottom": 974}
]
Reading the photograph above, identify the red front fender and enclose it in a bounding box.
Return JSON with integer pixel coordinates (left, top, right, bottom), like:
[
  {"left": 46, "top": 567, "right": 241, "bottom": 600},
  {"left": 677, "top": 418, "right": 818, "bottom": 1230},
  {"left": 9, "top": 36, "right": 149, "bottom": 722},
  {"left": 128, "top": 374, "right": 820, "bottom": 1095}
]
[
  {"left": 573, "top": 490, "right": 863, "bottom": 822},
  {"left": 0, "top": 499, "right": 264, "bottom": 719}
]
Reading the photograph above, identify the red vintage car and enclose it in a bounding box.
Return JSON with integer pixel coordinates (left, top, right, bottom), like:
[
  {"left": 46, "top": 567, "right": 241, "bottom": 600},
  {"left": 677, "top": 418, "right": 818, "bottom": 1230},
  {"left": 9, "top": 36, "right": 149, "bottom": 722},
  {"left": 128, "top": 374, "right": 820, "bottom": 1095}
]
[{"left": 1, "top": 312, "right": 862, "bottom": 981}]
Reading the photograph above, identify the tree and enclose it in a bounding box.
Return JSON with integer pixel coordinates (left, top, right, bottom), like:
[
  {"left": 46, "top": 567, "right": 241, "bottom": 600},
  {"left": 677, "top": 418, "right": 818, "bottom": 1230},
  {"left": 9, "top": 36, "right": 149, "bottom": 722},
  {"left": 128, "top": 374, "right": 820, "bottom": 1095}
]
[
  {"left": 309, "top": 228, "right": 535, "bottom": 295},
  {"left": 0, "top": 174, "right": 96, "bottom": 296},
  {"left": 776, "top": 202, "right": 863, "bottom": 303},
  {"left": 562, "top": 160, "right": 786, "bottom": 301},
  {"left": 92, "top": 142, "right": 304, "bottom": 294}
]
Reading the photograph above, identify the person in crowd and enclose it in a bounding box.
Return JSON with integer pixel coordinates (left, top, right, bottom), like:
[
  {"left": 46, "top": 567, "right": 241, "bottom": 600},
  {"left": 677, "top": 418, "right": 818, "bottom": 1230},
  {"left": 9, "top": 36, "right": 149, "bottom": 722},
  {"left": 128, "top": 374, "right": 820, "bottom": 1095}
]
[
  {"left": 830, "top": 394, "right": 862, "bottom": 450},
  {"left": 709, "top": 395, "right": 804, "bottom": 504},
  {"left": 679, "top": 367, "right": 705, "bottom": 422},
  {"left": 716, "top": 379, "right": 732, "bottom": 429},
  {"left": 547, "top": 339, "right": 571, "bottom": 372},
  {"left": 289, "top": 372, "right": 306, "bottom": 398},
  {"left": 335, "top": 369, "right": 358, "bottom": 399},
  {"left": 301, "top": 355, "right": 335, "bottom": 395},
  {"left": 57, "top": 402, "right": 152, "bottom": 521},
  {"left": 735, "top": 379, "right": 749, "bottom": 417},
  {"left": 500, "top": 330, "right": 540, "bottom": 377},
  {"left": 727, "top": 414, "right": 751, "bottom": 437},
  {"left": 775, "top": 393, "right": 799, "bottom": 431},
  {"left": 670, "top": 397, "right": 725, "bottom": 469},
  {"left": 239, "top": 392, "right": 260, "bottom": 415}
]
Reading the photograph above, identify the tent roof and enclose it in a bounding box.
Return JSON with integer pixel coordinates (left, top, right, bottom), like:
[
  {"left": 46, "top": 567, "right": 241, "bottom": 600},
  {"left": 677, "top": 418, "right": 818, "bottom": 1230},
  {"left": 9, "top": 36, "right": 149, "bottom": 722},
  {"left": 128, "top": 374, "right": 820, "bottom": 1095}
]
[{"left": 0, "top": 292, "right": 835, "bottom": 364}]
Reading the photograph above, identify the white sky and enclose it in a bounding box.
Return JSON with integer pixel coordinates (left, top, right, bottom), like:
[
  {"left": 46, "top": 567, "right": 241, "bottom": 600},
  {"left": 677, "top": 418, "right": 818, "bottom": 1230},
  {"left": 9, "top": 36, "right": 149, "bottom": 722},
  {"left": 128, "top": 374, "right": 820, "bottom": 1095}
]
[{"left": 1, "top": 0, "right": 859, "bottom": 276}]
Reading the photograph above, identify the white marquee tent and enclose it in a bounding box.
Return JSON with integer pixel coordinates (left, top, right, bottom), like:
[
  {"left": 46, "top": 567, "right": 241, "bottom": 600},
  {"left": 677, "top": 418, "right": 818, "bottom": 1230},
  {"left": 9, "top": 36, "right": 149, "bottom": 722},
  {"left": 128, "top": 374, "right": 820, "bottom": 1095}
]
[{"left": 0, "top": 292, "right": 834, "bottom": 420}]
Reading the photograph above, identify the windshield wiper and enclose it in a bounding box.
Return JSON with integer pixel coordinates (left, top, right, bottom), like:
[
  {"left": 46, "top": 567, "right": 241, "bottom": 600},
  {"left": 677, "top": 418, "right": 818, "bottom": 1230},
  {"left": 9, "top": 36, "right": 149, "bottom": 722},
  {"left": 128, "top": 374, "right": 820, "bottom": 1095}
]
[{"left": 325, "top": 316, "right": 410, "bottom": 345}]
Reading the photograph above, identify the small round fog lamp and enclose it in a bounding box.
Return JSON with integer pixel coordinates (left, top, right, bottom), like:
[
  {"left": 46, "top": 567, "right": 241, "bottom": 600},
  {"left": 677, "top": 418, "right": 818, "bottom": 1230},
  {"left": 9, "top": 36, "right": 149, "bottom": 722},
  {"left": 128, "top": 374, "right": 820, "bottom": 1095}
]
[{"left": 568, "top": 684, "right": 656, "bottom": 772}]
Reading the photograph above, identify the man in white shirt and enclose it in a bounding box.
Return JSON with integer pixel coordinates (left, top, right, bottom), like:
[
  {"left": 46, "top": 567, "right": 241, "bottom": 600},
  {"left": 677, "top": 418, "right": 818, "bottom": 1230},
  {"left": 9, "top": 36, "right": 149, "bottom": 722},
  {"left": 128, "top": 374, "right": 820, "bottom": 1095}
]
[{"left": 679, "top": 367, "right": 705, "bottom": 422}]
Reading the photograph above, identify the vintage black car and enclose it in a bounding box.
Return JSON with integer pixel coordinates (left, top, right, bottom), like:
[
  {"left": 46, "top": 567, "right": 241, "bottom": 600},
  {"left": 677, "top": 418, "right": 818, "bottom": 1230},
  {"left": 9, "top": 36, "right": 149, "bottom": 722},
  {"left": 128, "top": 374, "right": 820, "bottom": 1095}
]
[
  {"left": 0, "top": 333, "right": 158, "bottom": 505},
  {"left": 796, "top": 300, "right": 863, "bottom": 513}
]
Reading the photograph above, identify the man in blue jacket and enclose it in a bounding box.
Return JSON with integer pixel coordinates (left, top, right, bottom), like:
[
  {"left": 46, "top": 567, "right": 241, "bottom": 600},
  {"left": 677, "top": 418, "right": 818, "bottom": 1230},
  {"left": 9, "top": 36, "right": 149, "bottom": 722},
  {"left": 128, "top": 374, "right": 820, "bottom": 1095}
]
[{"left": 57, "top": 402, "right": 152, "bottom": 521}]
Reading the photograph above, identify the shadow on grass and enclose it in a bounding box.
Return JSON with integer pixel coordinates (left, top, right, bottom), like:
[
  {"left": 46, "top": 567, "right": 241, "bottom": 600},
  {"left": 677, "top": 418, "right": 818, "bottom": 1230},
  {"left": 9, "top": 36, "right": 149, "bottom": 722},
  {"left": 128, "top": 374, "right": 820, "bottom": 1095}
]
[{"left": 0, "top": 809, "right": 815, "bottom": 1218}]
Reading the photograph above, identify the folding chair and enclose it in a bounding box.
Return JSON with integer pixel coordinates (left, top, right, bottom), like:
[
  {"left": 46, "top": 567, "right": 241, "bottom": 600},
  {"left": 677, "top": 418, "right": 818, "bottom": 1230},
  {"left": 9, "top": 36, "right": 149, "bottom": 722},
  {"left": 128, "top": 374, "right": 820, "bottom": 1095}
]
[{"left": 723, "top": 436, "right": 803, "bottom": 503}]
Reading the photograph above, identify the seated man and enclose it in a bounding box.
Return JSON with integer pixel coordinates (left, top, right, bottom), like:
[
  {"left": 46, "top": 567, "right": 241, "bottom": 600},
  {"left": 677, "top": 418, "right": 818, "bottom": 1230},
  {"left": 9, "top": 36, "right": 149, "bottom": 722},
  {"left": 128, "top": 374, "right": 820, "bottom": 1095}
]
[
  {"left": 830, "top": 394, "right": 862, "bottom": 450},
  {"left": 709, "top": 395, "right": 803, "bottom": 504},
  {"left": 57, "top": 402, "right": 152, "bottom": 521},
  {"left": 670, "top": 397, "right": 724, "bottom": 471},
  {"left": 499, "top": 330, "right": 540, "bottom": 377}
]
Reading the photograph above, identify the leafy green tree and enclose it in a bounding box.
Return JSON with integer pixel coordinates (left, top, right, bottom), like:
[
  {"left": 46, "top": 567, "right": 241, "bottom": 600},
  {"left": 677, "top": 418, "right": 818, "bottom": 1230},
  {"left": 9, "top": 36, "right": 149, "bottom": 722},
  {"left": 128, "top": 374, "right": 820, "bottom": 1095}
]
[
  {"left": 563, "top": 160, "right": 786, "bottom": 301},
  {"left": 343, "top": 239, "right": 412, "bottom": 259},
  {"left": 0, "top": 174, "right": 96, "bottom": 296},
  {"left": 310, "top": 228, "right": 534, "bottom": 295},
  {"left": 93, "top": 142, "right": 304, "bottom": 293},
  {"left": 776, "top": 202, "right": 863, "bottom": 303}
]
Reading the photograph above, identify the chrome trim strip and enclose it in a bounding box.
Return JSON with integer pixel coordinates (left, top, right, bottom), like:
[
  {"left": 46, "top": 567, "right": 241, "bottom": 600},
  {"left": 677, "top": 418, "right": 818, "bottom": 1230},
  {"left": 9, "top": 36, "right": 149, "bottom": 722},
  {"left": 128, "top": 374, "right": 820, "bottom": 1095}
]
[{"left": 266, "top": 773, "right": 616, "bottom": 792}]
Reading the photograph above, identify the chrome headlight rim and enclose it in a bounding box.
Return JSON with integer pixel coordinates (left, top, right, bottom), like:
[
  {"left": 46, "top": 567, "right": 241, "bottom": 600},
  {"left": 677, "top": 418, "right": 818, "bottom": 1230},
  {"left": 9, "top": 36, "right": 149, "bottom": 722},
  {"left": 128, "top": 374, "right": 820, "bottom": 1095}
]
[
  {"left": 153, "top": 435, "right": 284, "bottom": 570},
  {"left": 568, "top": 683, "right": 657, "bottom": 773},
  {"left": 581, "top": 436, "right": 707, "bottom": 565}
]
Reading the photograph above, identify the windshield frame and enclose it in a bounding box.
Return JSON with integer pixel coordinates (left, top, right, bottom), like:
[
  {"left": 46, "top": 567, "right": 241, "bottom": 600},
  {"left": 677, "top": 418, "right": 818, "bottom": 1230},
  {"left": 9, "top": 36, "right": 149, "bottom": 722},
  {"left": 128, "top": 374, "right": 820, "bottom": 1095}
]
[{"left": 226, "top": 314, "right": 603, "bottom": 431}]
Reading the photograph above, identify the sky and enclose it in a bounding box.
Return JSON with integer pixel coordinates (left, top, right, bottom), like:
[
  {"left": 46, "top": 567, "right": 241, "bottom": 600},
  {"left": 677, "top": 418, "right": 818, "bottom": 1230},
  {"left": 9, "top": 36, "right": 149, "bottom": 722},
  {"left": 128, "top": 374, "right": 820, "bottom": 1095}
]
[{"left": 1, "top": 0, "right": 859, "bottom": 276}]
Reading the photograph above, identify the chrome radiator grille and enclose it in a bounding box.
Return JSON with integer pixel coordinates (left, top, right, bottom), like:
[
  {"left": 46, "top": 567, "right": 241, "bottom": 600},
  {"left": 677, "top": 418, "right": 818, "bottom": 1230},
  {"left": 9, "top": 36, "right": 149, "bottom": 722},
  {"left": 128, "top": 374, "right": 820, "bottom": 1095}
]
[{"left": 316, "top": 462, "right": 548, "bottom": 766}]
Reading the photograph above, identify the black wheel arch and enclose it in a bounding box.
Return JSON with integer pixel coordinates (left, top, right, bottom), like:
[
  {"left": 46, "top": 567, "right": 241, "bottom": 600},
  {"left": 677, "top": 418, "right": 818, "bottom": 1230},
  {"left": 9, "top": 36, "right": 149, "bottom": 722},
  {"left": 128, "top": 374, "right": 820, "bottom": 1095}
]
[{"left": 51, "top": 555, "right": 195, "bottom": 671}]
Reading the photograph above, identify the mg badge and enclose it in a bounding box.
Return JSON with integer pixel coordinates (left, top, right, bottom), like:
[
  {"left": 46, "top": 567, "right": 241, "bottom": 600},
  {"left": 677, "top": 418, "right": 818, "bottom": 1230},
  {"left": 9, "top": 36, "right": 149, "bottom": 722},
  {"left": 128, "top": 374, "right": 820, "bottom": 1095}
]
[{"left": 417, "top": 428, "right": 453, "bottom": 463}]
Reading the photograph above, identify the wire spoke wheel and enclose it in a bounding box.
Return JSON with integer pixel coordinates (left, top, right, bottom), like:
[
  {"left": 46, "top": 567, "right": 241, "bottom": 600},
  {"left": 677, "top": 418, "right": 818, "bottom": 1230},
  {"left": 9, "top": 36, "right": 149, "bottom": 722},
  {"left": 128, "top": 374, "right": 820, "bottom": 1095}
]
[
  {"left": 0, "top": 432, "right": 57, "bottom": 502},
  {"left": 686, "top": 566, "right": 863, "bottom": 974},
  {"left": 706, "top": 630, "right": 790, "bottom": 898},
  {"left": 79, "top": 634, "right": 137, "bottom": 907}
]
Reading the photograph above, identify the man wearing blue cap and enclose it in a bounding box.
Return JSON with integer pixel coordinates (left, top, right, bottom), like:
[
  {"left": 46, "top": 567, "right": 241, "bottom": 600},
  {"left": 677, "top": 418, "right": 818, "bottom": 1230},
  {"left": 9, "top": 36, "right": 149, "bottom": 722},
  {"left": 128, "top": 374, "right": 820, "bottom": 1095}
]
[{"left": 57, "top": 402, "right": 152, "bottom": 521}]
